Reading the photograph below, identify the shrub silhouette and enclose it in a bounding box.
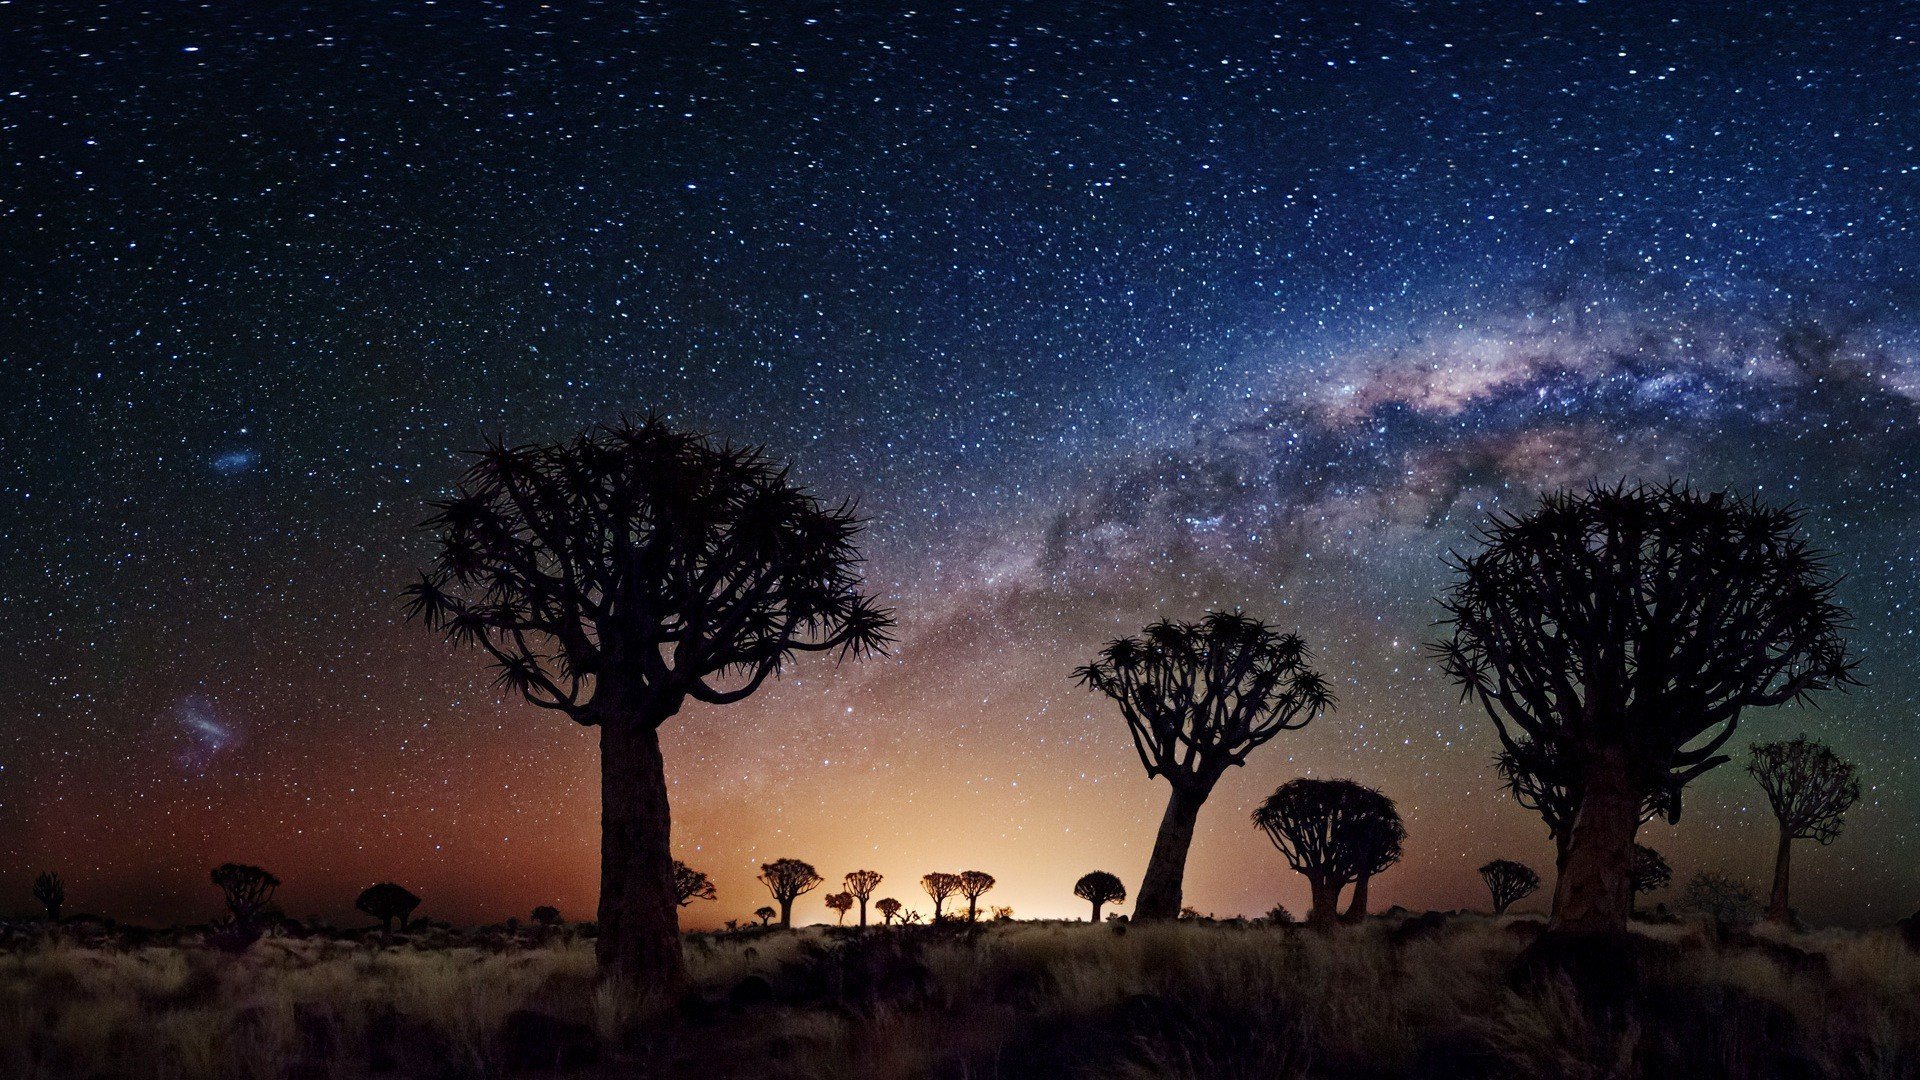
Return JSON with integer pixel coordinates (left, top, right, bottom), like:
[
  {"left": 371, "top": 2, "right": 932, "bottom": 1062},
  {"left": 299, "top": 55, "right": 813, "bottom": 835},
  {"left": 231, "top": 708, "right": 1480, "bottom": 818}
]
[
  {"left": 354, "top": 882, "right": 421, "bottom": 931},
  {"left": 1252, "top": 779, "right": 1397, "bottom": 927},
  {"left": 531, "top": 905, "right": 561, "bottom": 927},
  {"left": 1265, "top": 904, "right": 1295, "bottom": 925},
  {"left": 1073, "top": 871, "right": 1127, "bottom": 922},
  {"left": 673, "top": 860, "right": 717, "bottom": 908},
  {"left": 825, "top": 892, "right": 854, "bottom": 924},
  {"left": 405, "top": 418, "right": 892, "bottom": 986},
  {"left": 875, "top": 897, "right": 902, "bottom": 925},
  {"left": 844, "top": 870, "right": 883, "bottom": 927},
  {"left": 957, "top": 871, "right": 996, "bottom": 923},
  {"left": 1748, "top": 735, "right": 1860, "bottom": 923},
  {"left": 1075, "top": 611, "right": 1332, "bottom": 920},
  {"left": 1434, "top": 482, "right": 1855, "bottom": 933},
  {"left": 759, "top": 859, "right": 823, "bottom": 927},
  {"left": 753, "top": 906, "right": 776, "bottom": 927},
  {"left": 1478, "top": 859, "right": 1541, "bottom": 915},
  {"left": 211, "top": 863, "right": 280, "bottom": 929},
  {"left": 921, "top": 873, "right": 960, "bottom": 922},
  {"left": 31, "top": 871, "right": 62, "bottom": 922},
  {"left": 1629, "top": 844, "right": 1671, "bottom": 911}
]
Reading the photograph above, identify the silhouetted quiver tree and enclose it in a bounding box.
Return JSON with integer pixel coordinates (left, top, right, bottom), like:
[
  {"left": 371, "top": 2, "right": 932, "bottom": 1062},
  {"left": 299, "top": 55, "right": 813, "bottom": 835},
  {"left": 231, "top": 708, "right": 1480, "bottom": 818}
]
[
  {"left": 405, "top": 418, "right": 893, "bottom": 985},
  {"left": 1075, "top": 611, "right": 1332, "bottom": 920},
  {"left": 211, "top": 863, "right": 279, "bottom": 929},
  {"left": 1342, "top": 796, "right": 1405, "bottom": 922},
  {"left": 31, "top": 872, "right": 62, "bottom": 922},
  {"left": 1478, "top": 859, "right": 1541, "bottom": 915},
  {"left": 673, "top": 860, "right": 717, "bottom": 908},
  {"left": 957, "top": 871, "right": 996, "bottom": 922},
  {"left": 355, "top": 882, "right": 422, "bottom": 931},
  {"left": 825, "top": 892, "right": 854, "bottom": 924},
  {"left": 1628, "top": 844, "right": 1671, "bottom": 911},
  {"left": 1434, "top": 483, "right": 1855, "bottom": 933},
  {"left": 759, "top": 859, "right": 822, "bottom": 927},
  {"left": 920, "top": 873, "right": 959, "bottom": 922},
  {"left": 753, "top": 907, "right": 776, "bottom": 927},
  {"left": 1252, "top": 779, "right": 1393, "bottom": 927},
  {"left": 875, "top": 897, "right": 902, "bottom": 925},
  {"left": 1074, "top": 871, "right": 1127, "bottom": 922},
  {"left": 531, "top": 905, "right": 562, "bottom": 927},
  {"left": 844, "top": 869, "right": 883, "bottom": 927},
  {"left": 1748, "top": 735, "right": 1860, "bottom": 923}
]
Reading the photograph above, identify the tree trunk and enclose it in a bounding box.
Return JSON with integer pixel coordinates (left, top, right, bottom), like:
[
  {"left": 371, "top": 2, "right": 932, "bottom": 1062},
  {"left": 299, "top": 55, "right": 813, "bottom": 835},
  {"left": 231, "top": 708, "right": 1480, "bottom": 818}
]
[
  {"left": 1766, "top": 827, "right": 1794, "bottom": 924},
  {"left": 778, "top": 897, "right": 794, "bottom": 927},
  {"left": 1089, "top": 900, "right": 1103, "bottom": 923},
  {"left": 597, "top": 717, "right": 686, "bottom": 987},
  {"left": 858, "top": 898, "right": 868, "bottom": 927},
  {"left": 1135, "top": 785, "right": 1206, "bottom": 921},
  {"left": 1548, "top": 831, "right": 1572, "bottom": 919},
  {"left": 967, "top": 897, "right": 979, "bottom": 923},
  {"left": 1550, "top": 749, "right": 1641, "bottom": 934},
  {"left": 1307, "top": 876, "right": 1341, "bottom": 927},
  {"left": 1344, "top": 872, "right": 1371, "bottom": 922},
  {"left": 932, "top": 898, "right": 944, "bottom": 922}
]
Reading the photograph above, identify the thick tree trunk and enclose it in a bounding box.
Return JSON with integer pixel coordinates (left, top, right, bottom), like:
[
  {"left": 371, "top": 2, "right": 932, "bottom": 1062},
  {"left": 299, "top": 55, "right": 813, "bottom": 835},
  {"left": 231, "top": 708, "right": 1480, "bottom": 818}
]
[
  {"left": 1307, "top": 876, "right": 1341, "bottom": 927},
  {"left": 1766, "top": 827, "right": 1794, "bottom": 924},
  {"left": 1135, "top": 785, "right": 1206, "bottom": 921},
  {"left": 778, "top": 897, "right": 794, "bottom": 927},
  {"left": 967, "top": 898, "right": 979, "bottom": 922},
  {"left": 1550, "top": 750, "right": 1641, "bottom": 934},
  {"left": 1089, "top": 900, "right": 1103, "bottom": 923},
  {"left": 1344, "top": 872, "right": 1372, "bottom": 922},
  {"left": 597, "top": 717, "right": 686, "bottom": 987},
  {"left": 857, "top": 898, "right": 868, "bottom": 927}
]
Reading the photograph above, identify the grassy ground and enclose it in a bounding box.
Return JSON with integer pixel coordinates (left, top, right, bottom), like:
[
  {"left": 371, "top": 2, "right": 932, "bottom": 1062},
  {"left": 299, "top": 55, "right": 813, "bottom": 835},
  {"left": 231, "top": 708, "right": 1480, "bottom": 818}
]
[{"left": 3, "top": 914, "right": 1918, "bottom": 1079}]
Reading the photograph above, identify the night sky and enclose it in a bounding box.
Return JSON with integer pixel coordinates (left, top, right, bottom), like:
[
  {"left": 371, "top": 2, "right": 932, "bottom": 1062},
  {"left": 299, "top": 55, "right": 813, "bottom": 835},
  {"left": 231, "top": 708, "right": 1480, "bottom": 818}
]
[{"left": 5, "top": 3, "right": 1918, "bottom": 929}]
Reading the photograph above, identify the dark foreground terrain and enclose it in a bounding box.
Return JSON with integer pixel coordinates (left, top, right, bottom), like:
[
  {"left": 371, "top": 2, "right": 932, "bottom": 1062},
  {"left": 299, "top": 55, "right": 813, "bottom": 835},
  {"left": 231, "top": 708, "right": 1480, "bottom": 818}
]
[{"left": 4, "top": 913, "right": 1917, "bottom": 1079}]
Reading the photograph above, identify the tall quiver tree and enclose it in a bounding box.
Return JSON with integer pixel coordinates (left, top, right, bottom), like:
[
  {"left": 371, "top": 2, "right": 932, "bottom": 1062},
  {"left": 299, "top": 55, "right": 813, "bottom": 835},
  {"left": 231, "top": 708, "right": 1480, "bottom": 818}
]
[
  {"left": 1433, "top": 483, "right": 1855, "bottom": 934},
  {"left": 405, "top": 418, "right": 893, "bottom": 986},
  {"left": 1479, "top": 859, "right": 1541, "bottom": 915},
  {"left": 1074, "top": 871, "right": 1126, "bottom": 922},
  {"left": 1252, "top": 778, "right": 1383, "bottom": 927},
  {"left": 844, "top": 870, "right": 883, "bottom": 927},
  {"left": 1748, "top": 735, "right": 1860, "bottom": 924},
  {"left": 759, "top": 859, "right": 823, "bottom": 927},
  {"left": 1075, "top": 612, "right": 1331, "bottom": 921}
]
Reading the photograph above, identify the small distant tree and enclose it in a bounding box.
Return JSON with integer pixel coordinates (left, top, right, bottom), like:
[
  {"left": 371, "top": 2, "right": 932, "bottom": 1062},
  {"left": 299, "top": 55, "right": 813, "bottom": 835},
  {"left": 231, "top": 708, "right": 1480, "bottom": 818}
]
[
  {"left": 673, "top": 861, "right": 717, "bottom": 908},
  {"left": 1682, "top": 871, "right": 1759, "bottom": 927},
  {"left": 355, "top": 882, "right": 422, "bottom": 931},
  {"left": 1628, "top": 844, "right": 1671, "bottom": 912},
  {"left": 404, "top": 418, "right": 892, "bottom": 986},
  {"left": 825, "top": 892, "right": 854, "bottom": 924},
  {"left": 1073, "top": 871, "right": 1127, "bottom": 922},
  {"left": 1075, "top": 612, "right": 1332, "bottom": 920},
  {"left": 1478, "top": 860, "right": 1541, "bottom": 915},
  {"left": 1252, "top": 779, "right": 1393, "bottom": 927},
  {"left": 759, "top": 859, "right": 822, "bottom": 927},
  {"left": 900, "top": 909, "right": 924, "bottom": 925},
  {"left": 753, "top": 906, "right": 776, "bottom": 927},
  {"left": 531, "top": 905, "right": 562, "bottom": 927},
  {"left": 211, "top": 863, "right": 280, "bottom": 929},
  {"left": 844, "top": 870, "right": 883, "bottom": 927},
  {"left": 1342, "top": 795, "right": 1405, "bottom": 922},
  {"left": 1265, "top": 904, "right": 1295, "bottom": 926},
  {"left": 957, "top": 871, "right": 996, "bottom": 922},
  {"left": 991, "top": 906, "right": 1014, "bottom": 920},
  {"left": 876, "top": 897, "right": 903, "bottom": 925},
  {"left": 31, "top": 872, "right": 63, "bottom": 922},
  {"left": 921, "top": 872, "right": 960, "bottom": 922},
  {"left": 1435, "top": 484, "right": 1855, "bottom": 933},
  {"left": 1748, "top": 735, "right": 1861, "bottom": 923}
]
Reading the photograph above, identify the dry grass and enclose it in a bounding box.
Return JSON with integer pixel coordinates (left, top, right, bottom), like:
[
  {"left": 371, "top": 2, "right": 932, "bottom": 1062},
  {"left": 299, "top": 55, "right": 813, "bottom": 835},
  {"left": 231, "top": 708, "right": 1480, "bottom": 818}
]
[{"left": 1, "top": 916, "right": 1916, "bottom": 1078}]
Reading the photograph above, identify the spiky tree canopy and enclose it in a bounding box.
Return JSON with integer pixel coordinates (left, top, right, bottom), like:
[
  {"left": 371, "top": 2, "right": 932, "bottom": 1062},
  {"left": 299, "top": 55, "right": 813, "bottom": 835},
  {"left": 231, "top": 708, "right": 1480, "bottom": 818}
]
[
  {"left": 355, "top": 882, "right": 421, "bottom": 929},
  {"left": 753, "top": 906, "right": 776, "bottom": 925},
  {"left": 1629, "top": 844, "right": 1671, "bottom": 896},
  {"left": 921, "top": 872, "right": 959, "bottom": 911},
  {"left": 1251, "top": 779, "right": 1397, "bottom": 885},
  {"left": 1478, "top": 859, "right": 1541, "bottom": 914},
  {"left": 31, "top": 872, "right": 62, "bottom": 920},
  {"left": 844, "top": 870, "right": 883, "bottom": 901},
  {"left": 1074, "top": 871, "right": 1127, "bottom": 908},
  {"left": 824, "top": 892, "right": 854, "bottom": 922},
  {"left": 1436, "top": 483, "right": 1855, "bottom": 820},
  {"left": 957, "top": 871, "right": 996, "bottom": 903},
  {"left": 211, "top": 863, "right": 280, "bottom": 926},
  {"left": 875, "top": 897, "right": 903, "bottom": 922},
  {"left": 1749, "top": 735, "right": 1861, "bottom": 843},
  {"left": 1074, "top": 611, "right": 1332, "bottom": 791},
  {"left": 673, "top": 861, "right": 717, "bottom": 907},
  {"left": 758, "top": 859, "right": 822, "bottom": 904},
  {"left": 404, "top": 417, "right": 894, "bottom": 724}
]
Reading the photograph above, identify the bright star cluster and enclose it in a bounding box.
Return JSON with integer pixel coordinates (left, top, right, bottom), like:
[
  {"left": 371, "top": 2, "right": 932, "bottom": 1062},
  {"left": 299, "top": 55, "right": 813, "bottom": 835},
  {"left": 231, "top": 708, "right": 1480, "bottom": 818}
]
[{"left": 2, "top": 4, "right": 1916, "bottom": 927}]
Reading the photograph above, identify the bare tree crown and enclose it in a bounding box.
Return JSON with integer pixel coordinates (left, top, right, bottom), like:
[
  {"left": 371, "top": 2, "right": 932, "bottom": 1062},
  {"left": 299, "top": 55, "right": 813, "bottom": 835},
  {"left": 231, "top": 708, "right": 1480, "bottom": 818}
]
[
  {"left": 1074, "top": 871, "right": 1126, "bottom": 906},
  {"left": 1435, "top": 482, "right": 1855, "bottom": 819},
  {"left": 405, "top": 417, "right": 894, "bottom": 724},
  {"left": 1074, "top": 611, "right": 1332, "bottom": 790},
  {"left": 758, "top": 859, "right": 822, "bottom": 903},
  {"left": 1252, "top": 779, "right": 1399, "bottom": 884},
  {"left": 1749, "top": 735, "right": 1861, "bottom": 843},
  {"left": 673, "top": 860, "right": 717, "bottom": 906}
]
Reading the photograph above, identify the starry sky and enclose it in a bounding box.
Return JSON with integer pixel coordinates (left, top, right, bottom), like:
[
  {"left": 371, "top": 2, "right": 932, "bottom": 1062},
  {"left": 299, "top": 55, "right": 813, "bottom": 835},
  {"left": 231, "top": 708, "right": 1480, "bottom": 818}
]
[{"left": 4, "top": 3, "right": 1919, "bottom": 929}]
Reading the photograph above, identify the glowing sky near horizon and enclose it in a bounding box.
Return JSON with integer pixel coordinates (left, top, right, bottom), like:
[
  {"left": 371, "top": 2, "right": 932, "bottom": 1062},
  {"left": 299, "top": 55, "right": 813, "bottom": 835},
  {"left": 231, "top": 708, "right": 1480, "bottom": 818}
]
[{"left": 3, "top": 3, "right": 1919, "bottom": 929}]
